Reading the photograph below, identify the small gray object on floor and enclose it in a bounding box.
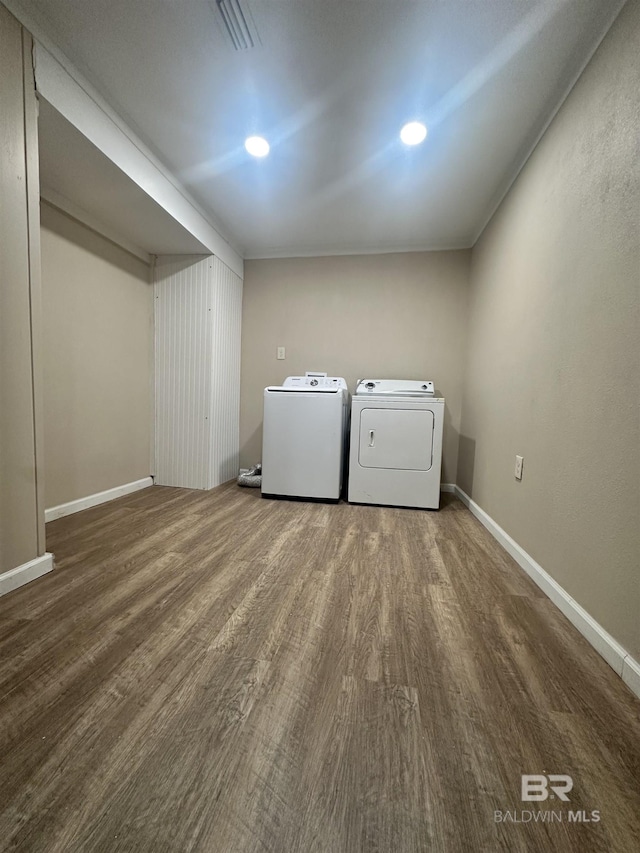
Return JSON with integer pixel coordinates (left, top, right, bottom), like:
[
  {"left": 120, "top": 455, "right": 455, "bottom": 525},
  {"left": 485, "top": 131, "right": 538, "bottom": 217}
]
[{"left": 238, "top": 463, "right": 262, "bottom": 488}]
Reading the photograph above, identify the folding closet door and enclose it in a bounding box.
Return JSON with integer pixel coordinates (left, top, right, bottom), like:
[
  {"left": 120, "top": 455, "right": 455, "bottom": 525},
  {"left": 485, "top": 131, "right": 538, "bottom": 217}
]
[{"left": 154, "top": 255, "right": 242, "bottom": 489}]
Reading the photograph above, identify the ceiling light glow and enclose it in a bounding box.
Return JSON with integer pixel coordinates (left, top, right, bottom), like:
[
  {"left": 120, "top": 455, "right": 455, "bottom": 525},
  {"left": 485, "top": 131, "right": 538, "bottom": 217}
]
[
  {"left": 245, "top": 136, "right": 270, "bottom": 157},
  {"left": 400, "top": 121, "right": 427, "bottom": 146}
]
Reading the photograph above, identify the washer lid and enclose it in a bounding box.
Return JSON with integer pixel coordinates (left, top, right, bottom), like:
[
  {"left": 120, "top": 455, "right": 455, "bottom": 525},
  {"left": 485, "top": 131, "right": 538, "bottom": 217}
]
[{"left": 355, "top": 379, "right": 435, "bottom": 396}]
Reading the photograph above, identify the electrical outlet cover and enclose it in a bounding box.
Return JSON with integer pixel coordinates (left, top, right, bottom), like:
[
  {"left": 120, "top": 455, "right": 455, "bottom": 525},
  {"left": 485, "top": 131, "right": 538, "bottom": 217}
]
[{"left": 515, "top": 455, "right": 524, "bottom": 480}]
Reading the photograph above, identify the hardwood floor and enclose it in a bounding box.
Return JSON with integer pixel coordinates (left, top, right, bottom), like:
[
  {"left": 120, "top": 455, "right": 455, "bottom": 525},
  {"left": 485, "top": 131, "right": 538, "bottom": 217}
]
[{"left": 1, "top": 483, "right": 639, "bottom": 852}]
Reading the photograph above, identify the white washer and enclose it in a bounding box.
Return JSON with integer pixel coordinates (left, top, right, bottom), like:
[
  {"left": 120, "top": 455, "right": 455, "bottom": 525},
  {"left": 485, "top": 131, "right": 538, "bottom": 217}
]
[
  {"left": 262, "top": 373, "right": 349, "bottom": 501},
  {"left": 348, "top": 379, "right": 444, "bottom": 510}
]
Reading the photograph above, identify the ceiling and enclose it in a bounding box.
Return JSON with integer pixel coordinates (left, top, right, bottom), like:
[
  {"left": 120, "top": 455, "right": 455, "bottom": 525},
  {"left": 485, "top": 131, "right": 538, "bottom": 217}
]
[{"left": 22, "top": 0, "right": 623, "bottom": 258}]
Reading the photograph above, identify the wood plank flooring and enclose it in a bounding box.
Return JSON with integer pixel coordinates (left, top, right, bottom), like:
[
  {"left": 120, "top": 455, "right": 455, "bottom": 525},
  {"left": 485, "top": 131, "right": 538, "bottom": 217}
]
[{"left": 1, "top": 483, "right": 639, "bottom": 852}]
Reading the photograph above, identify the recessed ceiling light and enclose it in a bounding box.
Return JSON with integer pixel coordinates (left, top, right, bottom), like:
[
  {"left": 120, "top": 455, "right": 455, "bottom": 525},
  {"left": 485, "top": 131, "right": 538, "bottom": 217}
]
[
  {"left": 245, "top": 136, "right": 270, "bottom": 157},
  {"left": 400, "top": 121, "right": 427, "bottom": 146}
]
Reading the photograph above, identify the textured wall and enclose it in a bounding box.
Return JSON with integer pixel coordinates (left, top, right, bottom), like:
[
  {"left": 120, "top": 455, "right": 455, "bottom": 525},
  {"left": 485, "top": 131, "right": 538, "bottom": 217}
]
[
  {"left": 240, "top": 251, "right": 471, "bottom": 482},
  {"left": 41, "top": 203, "right": 152, "bottom": 508},
  {"left": 459, "top": 0, "right": 640, "bottom": 658}
]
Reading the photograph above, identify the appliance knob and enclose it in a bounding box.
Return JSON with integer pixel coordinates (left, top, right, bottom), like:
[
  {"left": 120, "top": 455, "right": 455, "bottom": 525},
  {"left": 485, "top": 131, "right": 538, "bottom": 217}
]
[
  {"left": 365, "top": 382, "right": 375, "bottom": 390},
  {"left": 310, "top": 379, "right": 318, "bottom": 386},
  {"left": 422, "top": 384, "right": 429, "bottom": 390}
]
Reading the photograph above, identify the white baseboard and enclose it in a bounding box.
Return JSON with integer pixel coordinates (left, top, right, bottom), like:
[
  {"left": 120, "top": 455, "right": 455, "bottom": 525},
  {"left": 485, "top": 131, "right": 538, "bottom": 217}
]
[
  {"left": 454, "top": 485, "right": 640, "bottom": 701},
  {"left": 440, "top": 483, "right": 456, "bottom": 493},
  {"left": 622, "top": 656, "right": 640, "bottom": 699},
  {"left": 45, "top": 477, "right": 154, "bottom": 522},
  {"left": 0, "top": 552, "right": 54, "bottom": 597}
]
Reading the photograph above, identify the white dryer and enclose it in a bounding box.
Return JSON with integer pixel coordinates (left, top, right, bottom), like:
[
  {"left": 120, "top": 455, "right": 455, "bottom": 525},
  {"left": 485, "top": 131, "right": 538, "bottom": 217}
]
[
  {"left": 262, "top": 373, "right": 349, "bottom": 501},
  {"left": 348, "top": 379, "right": 444, "bottom": 510}
]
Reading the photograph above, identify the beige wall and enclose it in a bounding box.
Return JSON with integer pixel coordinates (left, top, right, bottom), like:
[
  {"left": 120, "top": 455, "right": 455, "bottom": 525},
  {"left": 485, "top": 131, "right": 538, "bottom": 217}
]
[
  {"left": 41, "top": 203, "right": 152, "bottom": 508},
  {"left": 240, "top": 252, "right": 471, "bottom": 482},
  {"left": 0, "top": 6, "right": 44, "bottom": 573},
  {"left": 459, "top": 0, "right": 640, "bottom": 658}
]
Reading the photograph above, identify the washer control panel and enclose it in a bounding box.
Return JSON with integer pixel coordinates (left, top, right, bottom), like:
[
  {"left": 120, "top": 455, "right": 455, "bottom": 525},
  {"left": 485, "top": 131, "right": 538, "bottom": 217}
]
[{"left": 279, "top": 374, "right": 348, "bottom": 390}]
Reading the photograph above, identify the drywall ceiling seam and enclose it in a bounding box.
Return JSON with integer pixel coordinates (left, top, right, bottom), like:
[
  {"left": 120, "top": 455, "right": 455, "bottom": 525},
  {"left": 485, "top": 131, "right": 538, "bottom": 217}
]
[{"left": 244, "top": 242, "right": 474, "bottom": 260}]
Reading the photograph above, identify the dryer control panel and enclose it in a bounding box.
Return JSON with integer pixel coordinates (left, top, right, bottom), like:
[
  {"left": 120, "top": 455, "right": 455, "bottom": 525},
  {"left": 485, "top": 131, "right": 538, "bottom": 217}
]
[{"left": 356, "top": 379, "right": 435, "bottom": 396}]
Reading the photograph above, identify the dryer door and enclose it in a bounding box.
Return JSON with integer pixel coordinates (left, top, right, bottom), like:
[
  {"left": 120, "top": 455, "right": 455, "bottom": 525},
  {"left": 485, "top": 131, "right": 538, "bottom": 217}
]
[{"left": 358, "top": 408, "right": 434, "bottom": 471}]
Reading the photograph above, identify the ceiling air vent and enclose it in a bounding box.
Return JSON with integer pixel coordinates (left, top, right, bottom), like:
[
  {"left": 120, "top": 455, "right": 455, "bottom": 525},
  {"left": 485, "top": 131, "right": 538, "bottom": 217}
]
[{"left": 214, "top": 0, "right": 261, "bottom": 50}]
